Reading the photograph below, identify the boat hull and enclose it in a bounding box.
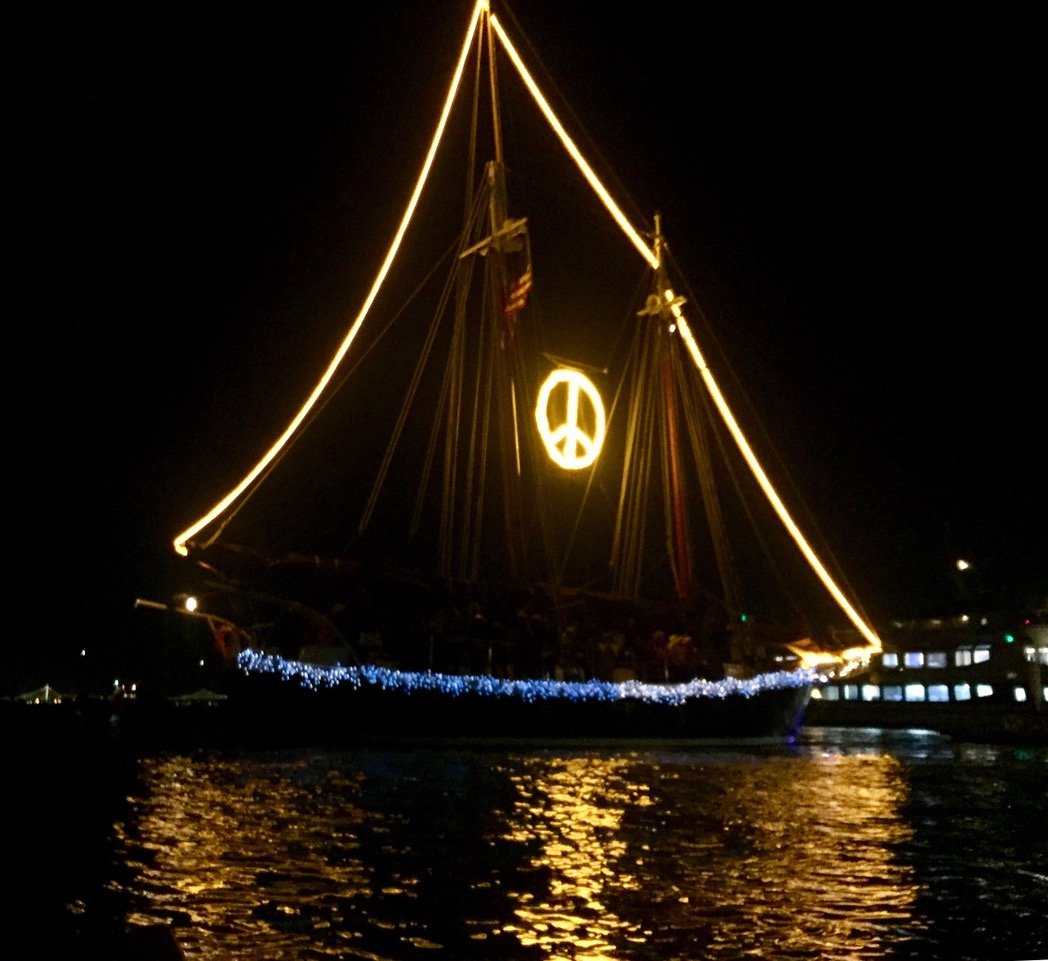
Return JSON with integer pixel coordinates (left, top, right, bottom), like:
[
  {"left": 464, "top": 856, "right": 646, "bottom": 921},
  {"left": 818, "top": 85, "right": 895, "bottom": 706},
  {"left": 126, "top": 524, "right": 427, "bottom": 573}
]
[
  {"left": 805, "top": 612, "right": 1048, "bottom": 746},
  {"left": 805, "top": 697, "right": 1048, "bottom": 746}
]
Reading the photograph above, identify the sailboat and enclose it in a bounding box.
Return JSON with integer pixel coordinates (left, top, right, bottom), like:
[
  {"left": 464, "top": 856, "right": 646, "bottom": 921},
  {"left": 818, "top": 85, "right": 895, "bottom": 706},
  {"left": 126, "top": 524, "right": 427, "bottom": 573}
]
[{"left": 143, "top": 0, "right": 884, "bottom": 746}]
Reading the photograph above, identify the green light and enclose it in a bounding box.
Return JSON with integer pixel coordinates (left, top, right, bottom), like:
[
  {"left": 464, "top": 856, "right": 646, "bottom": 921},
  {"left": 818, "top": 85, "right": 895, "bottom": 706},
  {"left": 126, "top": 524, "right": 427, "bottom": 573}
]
[
  {"left": 739, "top": 613, "right": 748, "bottom": 623},
  {"left": 1004, "top": 633, "right": 1015, "bottom": 644}
]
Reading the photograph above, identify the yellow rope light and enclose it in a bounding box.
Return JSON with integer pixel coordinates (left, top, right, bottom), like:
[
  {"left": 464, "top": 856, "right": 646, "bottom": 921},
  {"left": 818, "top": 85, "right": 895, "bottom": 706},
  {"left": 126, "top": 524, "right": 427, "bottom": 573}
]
[
  {"left": 488, "top": 13, "right": 658, "bottom": 271},
  {"left": 490, "top": 14, "right": 879, "bottom": 652},
  {"left": 172, "top": 0, "right": 489, "bottom": 556},
  {"left": 672, "top": 301, "right": 881, "bottom": 651},
  {"left": 171, "top": 0, "right": 881, "bottom": 659}
]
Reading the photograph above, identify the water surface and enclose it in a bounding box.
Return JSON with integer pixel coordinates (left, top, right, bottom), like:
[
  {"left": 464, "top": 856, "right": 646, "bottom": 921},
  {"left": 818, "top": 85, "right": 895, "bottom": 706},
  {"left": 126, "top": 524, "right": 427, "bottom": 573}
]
[{"left": 6, "top": 725, "right": 1047, "bottom": 959}]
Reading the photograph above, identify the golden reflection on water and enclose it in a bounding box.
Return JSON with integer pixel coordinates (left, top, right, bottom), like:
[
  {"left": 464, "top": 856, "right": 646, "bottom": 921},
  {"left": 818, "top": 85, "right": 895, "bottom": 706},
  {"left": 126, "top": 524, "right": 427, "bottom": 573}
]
[
  {"left": 116, "top": 754, "right": 373, "bottom": 960},
  {"left": 118, "top": 746, "right": 925, "bottom": 960},
  {"left": 496, "top": 749, "right": 922, "bottom": 959},
  {"left": 499, "top": 755, "right": 650, "bottom": 958}
]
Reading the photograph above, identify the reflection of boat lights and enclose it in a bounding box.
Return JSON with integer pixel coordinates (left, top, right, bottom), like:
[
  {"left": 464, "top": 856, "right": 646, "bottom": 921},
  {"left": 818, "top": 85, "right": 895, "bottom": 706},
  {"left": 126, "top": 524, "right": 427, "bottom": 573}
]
[{"left": 503, "top": 756, "right": 643, "bottom": 955}]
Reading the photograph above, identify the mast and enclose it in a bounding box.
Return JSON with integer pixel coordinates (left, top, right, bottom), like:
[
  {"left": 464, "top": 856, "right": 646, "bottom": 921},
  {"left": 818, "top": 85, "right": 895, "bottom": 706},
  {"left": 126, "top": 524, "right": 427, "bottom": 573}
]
[
  {"left": 652, "top": 222, "right": 692, "bottom": 603},
  {"left": 488, "top": 12, "right": 528, "bottom": 586},
  {"left": 455, "top": 8, "right": 531, "bottom": 587}
]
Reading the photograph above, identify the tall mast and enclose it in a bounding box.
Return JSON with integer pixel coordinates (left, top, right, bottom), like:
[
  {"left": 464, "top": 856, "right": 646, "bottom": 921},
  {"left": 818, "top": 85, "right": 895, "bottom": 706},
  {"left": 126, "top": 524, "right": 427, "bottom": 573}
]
[
  {"left": 484, "top": 9, "right": 528, "bottom": 584},
  {"left": 653, "top": 220, "right": 693, "bottom": 603}
]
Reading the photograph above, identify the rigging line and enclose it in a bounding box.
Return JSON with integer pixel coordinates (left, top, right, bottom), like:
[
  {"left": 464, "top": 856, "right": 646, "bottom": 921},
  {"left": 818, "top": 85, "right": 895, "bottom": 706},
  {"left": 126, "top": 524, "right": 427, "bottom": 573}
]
[
  {"left": 656, "top": 349, "right": 675, "bottom": 588},
  {"left": 421, "top": 14, "right": 489, "bottom": 549},
  {"left": 663, "top": 243, "right": 871, "bottom": 628},
  {"left": 366, "top": 187, "right": 492, "bottom": 535},
  {"left": 488, "top": 1, "right": 653, "bottom": 237},
  {"left": 611, "top": 324, "right": 648, "bottom": 593},
  {"left": 416, "top": 219, "right": 485, "bottom": 540},
  {"left": 438, "top": 285, "right": 468, "bottom": 576},
  {"left": 172, "top": 0, "right": 488, "bottom": 557},
  {"left": 630, "top": 376, "right": 660, "bottom": 598},
  {"left": 620, "top": 335, "right": 659, "bottom": 597},
  {"left": 358, "top": 245, "right": 460, "bottom": 534},
  {"left": 675, "top": 342, "right": 743, "bottom": 623},
  {"left": 488, "top": 13, "right": 657, "bottom": 272},
  {"left": 661, "top": 336, "right": 692, "bottom": 600},
  {"left": 438, "top": 37, "right": 487, "bottom": 575},
  {"left": 467, "top": 282, "right": 498, "bottom": 582},
  {"left": 554, "top": 263, "right": 654, "bottom": 584},
  {"left": 684, "top": 351, "right": 805, "bottom": 625},
  {"left": 610, "top": 314, "right": 648, "bottom": 567},
  {"left": 202, "top": 233, "right": 465, "bottom": 551},
  {"left": 437, "top": 294, "right": 464, "bottom": 576},
  {"left": 490, "top": 14, "right": 867, "bottom": 632},
  {"left": 673, "top": 306, "right": 881, "bottom": 650}
]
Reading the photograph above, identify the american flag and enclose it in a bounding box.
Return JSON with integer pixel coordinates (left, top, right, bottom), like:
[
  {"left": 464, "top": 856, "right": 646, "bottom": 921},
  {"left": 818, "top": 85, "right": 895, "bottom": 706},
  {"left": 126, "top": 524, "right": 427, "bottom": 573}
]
[{"left": 503, "top": 266, "right": 533, "bottom": 315}]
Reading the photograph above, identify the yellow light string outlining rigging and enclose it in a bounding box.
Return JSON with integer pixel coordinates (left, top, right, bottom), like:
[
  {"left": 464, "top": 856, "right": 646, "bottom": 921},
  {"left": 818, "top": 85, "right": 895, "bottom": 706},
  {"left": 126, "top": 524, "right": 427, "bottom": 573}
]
[
  {"left": 489, "top": 11, "right": 879, "bottom": 650},
  {"left": 672, "top": 303, "right": 881, "bottom": 651},
  {"left": 171, "top": 0, "right": 880, "bottom": 656},
  {"left": 171, "top": 0, "right": 489, "bottom": 557}
]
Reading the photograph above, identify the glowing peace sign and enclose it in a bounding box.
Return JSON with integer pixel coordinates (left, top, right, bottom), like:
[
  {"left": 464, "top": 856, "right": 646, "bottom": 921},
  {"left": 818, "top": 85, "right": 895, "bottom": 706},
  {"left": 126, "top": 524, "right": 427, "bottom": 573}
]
[{"left": 535, "top": 368, "right": 606, "bottom": 470}]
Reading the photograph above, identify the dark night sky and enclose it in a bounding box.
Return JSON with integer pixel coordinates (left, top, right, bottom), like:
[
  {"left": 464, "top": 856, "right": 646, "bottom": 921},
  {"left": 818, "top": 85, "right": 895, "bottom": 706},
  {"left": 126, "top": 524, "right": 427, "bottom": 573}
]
[{"left": 9, "top": 2, "right": 1045, "bottom": 692}]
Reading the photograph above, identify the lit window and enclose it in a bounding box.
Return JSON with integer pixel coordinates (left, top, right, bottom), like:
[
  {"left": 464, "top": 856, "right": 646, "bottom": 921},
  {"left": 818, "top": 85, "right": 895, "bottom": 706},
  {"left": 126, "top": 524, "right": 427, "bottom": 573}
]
[
  {"left": 973, "top": 646, "right": 991, "bottom": 664},
  {"left": 821, "top": 685, "right": 840, "bottom": 701},
  {"left": 954, "top": 683, "right": 971, "bottom": 701},
  {"left": 882, "top": 685, "right": 903, "bottom": 702},
  {"left": 904, "top": 651, "right": 924, "bottom": 668},
  {"left": 843, "top": 684, "right": 859, "bottom": 701},
  {"left": 861, "top": 684, "right": 882, "bottom": 702},
  {"left": 928, "top": 684, "right": 949, "bottom": 702},
  {"left": 955, "top": 649, "right": 973, "bottom": 667},
  {"left": 1013, "top": 687, "right": 1027, "bottom": 703},
  {"left": 975, "top": 683, "right": 993, "bottom": 698},
  {"left": 904, "top": 684, "right": 926, "bottom": 702},
  {"left": 881, "top": 652, "right": 899, "bottom": 668},
  {"left": 926, "top": 652, "right": 948, "bottom": 668}
]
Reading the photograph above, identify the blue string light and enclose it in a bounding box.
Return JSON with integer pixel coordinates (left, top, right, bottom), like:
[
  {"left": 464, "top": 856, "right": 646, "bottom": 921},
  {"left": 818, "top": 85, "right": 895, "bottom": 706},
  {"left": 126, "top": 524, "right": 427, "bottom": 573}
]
[{"left": 236, "top": 649, "right": 814, "bottom": 705}]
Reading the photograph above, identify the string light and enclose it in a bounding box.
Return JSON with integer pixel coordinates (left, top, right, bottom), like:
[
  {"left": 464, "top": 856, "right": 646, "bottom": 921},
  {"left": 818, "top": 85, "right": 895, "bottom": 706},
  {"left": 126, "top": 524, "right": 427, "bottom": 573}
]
[{"left": 237, "top": 650, "right": 814, "bottom": 706}]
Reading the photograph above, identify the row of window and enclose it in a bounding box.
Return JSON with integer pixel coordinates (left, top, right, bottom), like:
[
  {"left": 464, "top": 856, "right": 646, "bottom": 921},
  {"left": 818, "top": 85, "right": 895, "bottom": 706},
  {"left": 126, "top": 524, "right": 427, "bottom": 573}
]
[
  {"left": 817, "top": 682, "right": 1043, "bottom": 704},
  {"left": 880, "top": 645, "right": 1048, "bottom": 669}
]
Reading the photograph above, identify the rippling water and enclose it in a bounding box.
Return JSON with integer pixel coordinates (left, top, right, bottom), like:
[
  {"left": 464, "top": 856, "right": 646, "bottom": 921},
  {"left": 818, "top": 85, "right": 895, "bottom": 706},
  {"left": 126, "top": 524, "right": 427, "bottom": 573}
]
[{"left": 6, "top": 725, "right": 1047, "bottom": 960}]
